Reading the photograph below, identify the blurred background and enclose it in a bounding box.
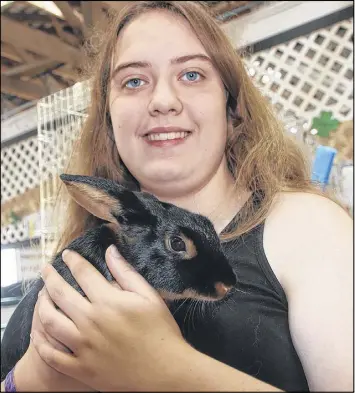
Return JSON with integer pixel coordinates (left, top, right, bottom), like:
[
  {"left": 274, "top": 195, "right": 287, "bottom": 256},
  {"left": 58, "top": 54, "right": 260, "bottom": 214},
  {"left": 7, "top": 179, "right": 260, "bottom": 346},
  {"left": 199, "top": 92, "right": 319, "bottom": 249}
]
[{"left": 1, "top": 1, "right": 353, "bottom": 336}]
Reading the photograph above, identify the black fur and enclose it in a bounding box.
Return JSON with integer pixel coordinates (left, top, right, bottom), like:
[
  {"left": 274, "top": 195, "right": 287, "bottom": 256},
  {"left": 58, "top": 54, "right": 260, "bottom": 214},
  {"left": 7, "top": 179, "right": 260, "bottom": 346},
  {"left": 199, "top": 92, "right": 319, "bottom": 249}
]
[{"left": 1, "top": 175, "right": 236, "bottom": 381}]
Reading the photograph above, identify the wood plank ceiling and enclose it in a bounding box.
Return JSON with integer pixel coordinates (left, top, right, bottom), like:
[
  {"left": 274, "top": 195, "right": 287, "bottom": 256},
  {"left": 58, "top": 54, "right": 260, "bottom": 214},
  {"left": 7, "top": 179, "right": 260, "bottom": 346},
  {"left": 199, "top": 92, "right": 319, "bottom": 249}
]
[{"left": 1, "top": 1, "right": 265, "bottom": 117}]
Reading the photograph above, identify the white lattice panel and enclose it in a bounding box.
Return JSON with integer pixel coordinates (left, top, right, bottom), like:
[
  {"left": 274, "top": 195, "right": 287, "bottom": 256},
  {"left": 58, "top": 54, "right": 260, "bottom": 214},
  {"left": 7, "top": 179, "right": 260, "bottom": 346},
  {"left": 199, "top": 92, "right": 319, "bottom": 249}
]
[
  {"left": 1, "top": 212, "right": 41, "bottom": 245},
  {"left": 1, "top": 134, "right": 41, "bottom": 244},
  {"left": 243, "top": 18, "right": 353, "bottom": 123},
  {"left": 1, "top": 136, "right": 39, "bottom": 203},
  {"left": 1, "top": 223, "right": 32, "bottom": 244},
  {"left": 38, "top": 80, "right": 91, "bottom": 263}
]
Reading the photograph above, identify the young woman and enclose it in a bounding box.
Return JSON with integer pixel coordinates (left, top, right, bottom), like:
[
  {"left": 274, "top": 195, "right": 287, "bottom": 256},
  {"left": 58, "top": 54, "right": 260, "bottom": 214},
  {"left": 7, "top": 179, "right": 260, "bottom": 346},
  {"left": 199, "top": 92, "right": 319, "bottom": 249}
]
[{"left": 2, "top": 1, "right": 352, "bottom": 391}]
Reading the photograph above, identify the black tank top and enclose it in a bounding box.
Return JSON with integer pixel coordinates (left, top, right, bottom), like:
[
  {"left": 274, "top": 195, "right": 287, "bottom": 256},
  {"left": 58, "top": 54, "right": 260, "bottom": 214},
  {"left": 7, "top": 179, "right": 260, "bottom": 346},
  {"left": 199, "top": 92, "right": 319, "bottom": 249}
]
[{"left": 168, "top": 215, "right": 310, "bottom": 391}]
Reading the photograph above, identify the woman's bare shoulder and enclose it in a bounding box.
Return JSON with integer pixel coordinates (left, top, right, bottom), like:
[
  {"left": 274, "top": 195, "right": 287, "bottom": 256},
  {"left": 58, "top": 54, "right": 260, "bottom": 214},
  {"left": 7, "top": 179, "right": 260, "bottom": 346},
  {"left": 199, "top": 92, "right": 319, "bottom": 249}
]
[
  {"left": 262, "top": 191, "right": 352, "bottom": 289},
  {"left": 269, "top": 191, "right": 349, "bottom": 217}
]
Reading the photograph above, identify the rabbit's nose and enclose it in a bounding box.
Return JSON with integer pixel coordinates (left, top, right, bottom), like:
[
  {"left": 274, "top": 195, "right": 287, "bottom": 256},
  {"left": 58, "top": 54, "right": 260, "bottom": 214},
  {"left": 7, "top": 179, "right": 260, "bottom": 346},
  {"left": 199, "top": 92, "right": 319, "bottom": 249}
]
[{"left": 214, "top": 282, "right": 232, "bottom": 298}]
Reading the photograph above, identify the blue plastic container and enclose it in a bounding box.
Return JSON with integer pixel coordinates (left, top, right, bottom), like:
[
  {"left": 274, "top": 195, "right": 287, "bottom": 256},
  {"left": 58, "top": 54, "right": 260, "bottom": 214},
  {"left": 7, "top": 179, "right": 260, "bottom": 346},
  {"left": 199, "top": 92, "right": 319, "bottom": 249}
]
[{"left": 311, "top": 145, "right": 337, "bottom": 188}]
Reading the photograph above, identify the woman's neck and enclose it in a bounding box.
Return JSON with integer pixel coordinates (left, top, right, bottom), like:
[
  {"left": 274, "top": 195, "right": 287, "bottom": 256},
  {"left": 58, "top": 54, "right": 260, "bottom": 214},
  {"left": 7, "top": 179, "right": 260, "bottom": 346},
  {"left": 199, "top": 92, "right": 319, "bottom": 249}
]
[{"left": 144, "top": 160, "right": 251, "bottom": 234}]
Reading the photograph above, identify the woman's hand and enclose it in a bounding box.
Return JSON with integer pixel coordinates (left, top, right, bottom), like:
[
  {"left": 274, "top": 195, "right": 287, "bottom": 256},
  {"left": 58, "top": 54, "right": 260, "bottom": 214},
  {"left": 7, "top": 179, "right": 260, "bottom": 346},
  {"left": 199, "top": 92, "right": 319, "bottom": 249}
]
[
  {"left": 31, "top": 246, "right": 194, "bottom": 392},
  {"left": 13, "top": 297, "right": 94, "bottom": 392}
]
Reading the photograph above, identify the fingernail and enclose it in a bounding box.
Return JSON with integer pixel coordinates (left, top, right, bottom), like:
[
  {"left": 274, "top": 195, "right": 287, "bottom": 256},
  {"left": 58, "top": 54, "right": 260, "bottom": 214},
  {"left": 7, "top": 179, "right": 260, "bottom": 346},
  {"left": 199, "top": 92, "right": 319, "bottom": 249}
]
[
  {"left": 109, "top": 245, "right": 121, "bottom": 260},
  {"left": 62, "top": 249, "right": 70, "bottom": 259}
]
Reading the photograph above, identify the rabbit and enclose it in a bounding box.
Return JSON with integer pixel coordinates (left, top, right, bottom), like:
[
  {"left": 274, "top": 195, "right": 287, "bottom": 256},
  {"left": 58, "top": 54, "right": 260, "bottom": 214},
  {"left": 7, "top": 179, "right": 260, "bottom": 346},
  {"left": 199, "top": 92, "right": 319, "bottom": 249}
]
[{"left": 1, "top": 174, "right": 237, "bottom": 381}]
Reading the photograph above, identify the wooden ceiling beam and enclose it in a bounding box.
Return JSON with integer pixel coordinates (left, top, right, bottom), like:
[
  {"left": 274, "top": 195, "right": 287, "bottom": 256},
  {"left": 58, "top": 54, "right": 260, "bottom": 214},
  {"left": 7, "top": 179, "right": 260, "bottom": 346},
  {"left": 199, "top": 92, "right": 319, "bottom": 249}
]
[
  {"left": 1, "top": 43, "right": 79, "bottom": 82},
  {"left": 2, "top": 59, "right": 62, "bottom": 78},
  {"left": 3, "top": 46, "right": 66, "bottom": 94},
  {"left": 1, "top": 43, "right": 39, "bottom": 64},
  {"left": 52, "top": 64, "right": 79, "bottom": 81},
  {"left": 49, "top": 15, "right": 81, "bottom": 47},
  {"left": 1, "top": 16, "right": 81, "bottom": 66},
  {"left": 1, "top": 42, "right": 22, "bottom": 62},
  {"left": 1, "top": 74, "right": 48, "bottom": 100},
  {"left": 53, "top": 1, "right": 84, "bottom": 31},
  {"left": 14, "top": 46, "right": 40, "bottom": 64}
]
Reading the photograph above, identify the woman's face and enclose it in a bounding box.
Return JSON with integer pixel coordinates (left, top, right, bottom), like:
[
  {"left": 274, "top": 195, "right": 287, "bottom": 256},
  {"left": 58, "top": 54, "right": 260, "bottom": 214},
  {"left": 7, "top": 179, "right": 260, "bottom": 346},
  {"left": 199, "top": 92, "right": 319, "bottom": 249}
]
[{"left": 109, "top": 10, "right": 228, "bottom": 197}]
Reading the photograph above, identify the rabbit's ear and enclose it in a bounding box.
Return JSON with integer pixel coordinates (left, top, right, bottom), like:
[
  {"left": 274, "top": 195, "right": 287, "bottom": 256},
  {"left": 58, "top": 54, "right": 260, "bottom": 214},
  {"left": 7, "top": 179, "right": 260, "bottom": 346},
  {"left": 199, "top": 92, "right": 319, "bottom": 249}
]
[
  {"left": 60, "top": 174, "right": 151, "bottom": 224},
  {"left": 60, "top": 174, "right": 120, "bottom": 223}
]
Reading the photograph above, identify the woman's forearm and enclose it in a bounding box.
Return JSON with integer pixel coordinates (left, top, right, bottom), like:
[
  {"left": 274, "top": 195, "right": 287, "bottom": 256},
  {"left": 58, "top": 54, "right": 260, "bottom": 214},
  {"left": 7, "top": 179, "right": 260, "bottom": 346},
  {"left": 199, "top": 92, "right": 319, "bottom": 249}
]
[
  {"left": 167, "top": 346, "right": 283, "bottom": 392},
  {"left": 1, "top": 349, "right": 282, "bottom": 392}
]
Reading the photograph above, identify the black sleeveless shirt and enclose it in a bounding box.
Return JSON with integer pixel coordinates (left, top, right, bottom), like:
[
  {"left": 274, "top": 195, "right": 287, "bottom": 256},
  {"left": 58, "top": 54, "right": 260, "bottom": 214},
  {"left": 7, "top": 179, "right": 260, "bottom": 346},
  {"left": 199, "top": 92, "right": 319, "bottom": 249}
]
[{"left": 168, "top": 218, "right": 310, "bottom": 392}]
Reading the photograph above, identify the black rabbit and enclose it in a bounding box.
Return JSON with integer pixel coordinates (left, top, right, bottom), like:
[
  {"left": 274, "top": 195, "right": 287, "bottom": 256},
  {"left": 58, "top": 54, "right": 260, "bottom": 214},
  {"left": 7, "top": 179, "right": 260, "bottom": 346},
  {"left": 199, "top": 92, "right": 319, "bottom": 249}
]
[{"left": 1, "top": 174, "right": 237, "bottom": 381}]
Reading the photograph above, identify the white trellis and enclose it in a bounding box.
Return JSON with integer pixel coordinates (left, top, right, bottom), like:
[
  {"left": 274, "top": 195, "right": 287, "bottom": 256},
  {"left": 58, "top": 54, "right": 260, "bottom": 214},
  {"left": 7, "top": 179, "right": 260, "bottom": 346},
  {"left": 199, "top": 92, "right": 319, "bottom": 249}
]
[
  {"left": 243, "top": 18, "right": 353, "bottom": 123},
  {"left": 1, "top": 136, "right": 39, "bottom": 203}
]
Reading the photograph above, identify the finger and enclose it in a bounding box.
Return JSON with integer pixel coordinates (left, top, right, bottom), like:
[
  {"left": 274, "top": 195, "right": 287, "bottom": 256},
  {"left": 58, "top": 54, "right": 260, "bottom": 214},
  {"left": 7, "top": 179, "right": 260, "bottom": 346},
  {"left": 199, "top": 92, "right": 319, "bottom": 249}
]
[
  {"left": 37, "top": 288, "right": 82, "bottom": 353},
  {"left": 41, "top": 264, "right": 91, "bottom": 326},
  {"left": 31, "top": 330, "right": 83, "bottom": 381},
  {"left": 62, "top": 249, "right": 119, "bottom": 302},
  {"left": 32, "top": 297, "right": 71, "bottom": 354},
  {"left": 106, "top": 245, "right": 159, "bottom": 301},
  {"left": 111, "top": 281, "right": 122, "bottom": 290}
]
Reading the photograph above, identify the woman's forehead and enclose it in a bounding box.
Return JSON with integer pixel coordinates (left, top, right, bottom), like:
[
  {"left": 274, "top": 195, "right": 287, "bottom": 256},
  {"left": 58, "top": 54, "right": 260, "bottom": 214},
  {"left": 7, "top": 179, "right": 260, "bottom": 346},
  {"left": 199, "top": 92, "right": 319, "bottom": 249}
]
[{"left": 113, "top": 10, "right": 207, "bottom": 64}]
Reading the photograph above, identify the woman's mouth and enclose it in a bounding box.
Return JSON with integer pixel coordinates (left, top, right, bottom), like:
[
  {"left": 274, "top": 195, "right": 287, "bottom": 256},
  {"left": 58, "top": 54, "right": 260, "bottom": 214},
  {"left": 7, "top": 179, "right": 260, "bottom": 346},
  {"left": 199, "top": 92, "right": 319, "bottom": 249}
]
[
  {"left": 146, "top": 131, "right": 190, "bottom": 141},
  {"left": 143, "top": 130, "right": 192, "bottom": 147}
]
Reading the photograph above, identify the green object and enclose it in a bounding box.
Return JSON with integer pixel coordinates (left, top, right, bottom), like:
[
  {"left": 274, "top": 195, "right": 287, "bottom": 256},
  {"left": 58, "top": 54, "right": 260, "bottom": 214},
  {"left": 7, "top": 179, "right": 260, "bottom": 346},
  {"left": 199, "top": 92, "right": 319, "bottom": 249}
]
[
  {"left": 9, "top": 211, "right": 21, "bottom": 224},
  {"left": 311, "top": 111, "right": 340, "bottom": 138}
]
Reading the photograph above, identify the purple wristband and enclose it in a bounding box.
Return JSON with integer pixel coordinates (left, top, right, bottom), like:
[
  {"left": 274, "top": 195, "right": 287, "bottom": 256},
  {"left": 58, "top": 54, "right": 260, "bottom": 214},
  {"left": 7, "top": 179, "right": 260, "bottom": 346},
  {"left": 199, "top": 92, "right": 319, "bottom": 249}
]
[{"left": 4, "top": 368, "right": 16, "bottom": 392}]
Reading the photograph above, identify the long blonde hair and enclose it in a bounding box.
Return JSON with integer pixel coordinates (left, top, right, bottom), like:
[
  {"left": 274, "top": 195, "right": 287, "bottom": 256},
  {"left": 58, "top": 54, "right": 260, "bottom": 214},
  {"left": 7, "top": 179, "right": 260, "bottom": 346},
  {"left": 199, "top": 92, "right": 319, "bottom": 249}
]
[{"left": 53, "top": 1, "right": 328, "bottom": 254}]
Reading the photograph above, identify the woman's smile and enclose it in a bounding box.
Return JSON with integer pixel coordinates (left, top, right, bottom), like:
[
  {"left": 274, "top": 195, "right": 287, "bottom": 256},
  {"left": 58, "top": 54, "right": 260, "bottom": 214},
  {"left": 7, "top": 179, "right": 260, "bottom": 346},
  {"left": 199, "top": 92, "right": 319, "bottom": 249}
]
[{"left": 142, "top": 126, "right": 192, "bottom": 148}]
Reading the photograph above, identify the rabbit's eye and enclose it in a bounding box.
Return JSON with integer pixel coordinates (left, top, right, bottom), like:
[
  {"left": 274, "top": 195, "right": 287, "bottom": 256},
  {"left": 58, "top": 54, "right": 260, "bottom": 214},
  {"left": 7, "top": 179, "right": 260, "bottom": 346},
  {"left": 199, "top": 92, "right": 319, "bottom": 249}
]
[{"left": 169, "top": 236, "right": 186, "bottom": 252}]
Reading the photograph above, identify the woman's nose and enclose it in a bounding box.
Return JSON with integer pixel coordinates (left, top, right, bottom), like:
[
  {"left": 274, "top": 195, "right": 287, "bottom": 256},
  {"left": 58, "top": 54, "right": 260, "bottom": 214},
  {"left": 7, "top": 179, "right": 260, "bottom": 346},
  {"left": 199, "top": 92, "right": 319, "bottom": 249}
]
[{"left": 148, "top": 81, "right": 183, "bottom": 116}]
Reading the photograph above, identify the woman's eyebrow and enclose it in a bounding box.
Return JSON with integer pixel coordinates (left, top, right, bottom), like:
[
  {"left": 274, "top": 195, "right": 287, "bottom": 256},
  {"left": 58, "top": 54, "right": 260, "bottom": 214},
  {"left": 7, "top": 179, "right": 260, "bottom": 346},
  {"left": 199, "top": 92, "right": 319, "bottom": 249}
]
[
  {"left": 111, "top": 54, "right": 212, "bottom": 79},
  {"left": 171, "top": 54, "right": 212, "bottom": 65},
  {"left": 112, "top": 61, "right": 151, "bottom": 79}
]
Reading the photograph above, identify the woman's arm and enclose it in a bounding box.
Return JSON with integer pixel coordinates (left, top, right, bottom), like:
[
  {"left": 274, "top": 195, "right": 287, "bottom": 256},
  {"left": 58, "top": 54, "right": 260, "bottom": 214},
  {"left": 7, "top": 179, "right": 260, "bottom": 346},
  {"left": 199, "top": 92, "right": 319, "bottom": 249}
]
[
  {"left": 161, "top": 344, "right": 282, "bottom": 392},
  {"left": 264, "top": 192, "right": 353, "bottom": 392},
  {"left": 1, "top": 347, "right": 280, "bottom": 392},
  {"left": 1, "top": 300, "right": 94, "bottom": 392},
  {"left": 30, "top": 247, "right": 282, "bottom": 392}
]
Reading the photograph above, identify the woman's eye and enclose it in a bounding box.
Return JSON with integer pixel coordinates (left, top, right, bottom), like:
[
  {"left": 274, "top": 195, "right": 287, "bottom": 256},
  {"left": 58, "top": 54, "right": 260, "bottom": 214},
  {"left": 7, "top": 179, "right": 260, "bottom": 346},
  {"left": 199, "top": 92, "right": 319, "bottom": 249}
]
[
  {"left": 124, "top": 78, "right": 145, "bottom": 89},
  {"left": 181, "top": 71, "right": 202, "bottom": 82}
]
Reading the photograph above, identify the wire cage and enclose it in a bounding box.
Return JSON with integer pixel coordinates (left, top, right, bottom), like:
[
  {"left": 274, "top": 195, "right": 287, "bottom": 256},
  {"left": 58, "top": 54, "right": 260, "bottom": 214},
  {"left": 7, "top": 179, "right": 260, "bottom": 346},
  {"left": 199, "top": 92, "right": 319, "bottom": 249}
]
[{"left": 37, "top": 80, "right": 92, "bottom": 265}]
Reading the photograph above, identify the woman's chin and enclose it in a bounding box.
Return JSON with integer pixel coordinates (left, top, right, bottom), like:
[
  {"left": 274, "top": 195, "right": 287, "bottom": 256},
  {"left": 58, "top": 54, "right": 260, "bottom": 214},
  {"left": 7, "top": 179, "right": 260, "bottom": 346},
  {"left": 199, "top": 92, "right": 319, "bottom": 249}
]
[
  {"left": 136, "top": 169, "right": 195, "bottom": 194},
  {"left": 144, "top": 172, "right": 187, "bottom": 185},
  {"left": 139, "top": 164, "right": 192, "bottom": 183}
]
